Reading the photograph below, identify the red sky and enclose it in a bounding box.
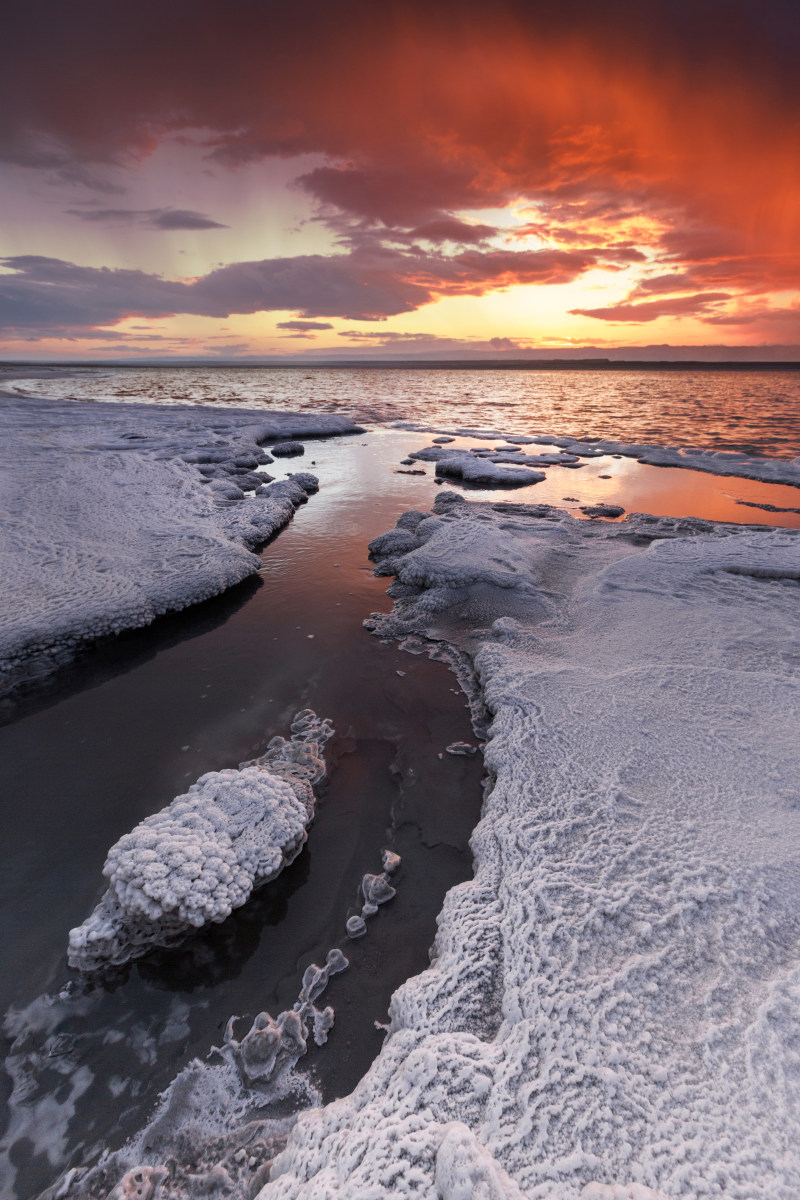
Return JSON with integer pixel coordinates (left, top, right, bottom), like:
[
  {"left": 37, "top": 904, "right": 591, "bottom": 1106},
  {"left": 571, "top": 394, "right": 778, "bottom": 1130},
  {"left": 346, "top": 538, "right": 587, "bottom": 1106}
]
[{"left": 1, "top": 0, "right": 799, "bottom": 359}]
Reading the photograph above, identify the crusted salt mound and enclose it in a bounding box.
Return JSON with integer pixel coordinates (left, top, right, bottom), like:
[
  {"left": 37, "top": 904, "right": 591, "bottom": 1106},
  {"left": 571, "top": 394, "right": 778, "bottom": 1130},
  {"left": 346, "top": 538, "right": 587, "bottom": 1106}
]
[
  {"left": 345, "top": 852, "right": 401, "bottom": 939},
  {"left": 445, "top": 741, "right": 478, "bottom": 756},
  {"left": 407, "top": 445, "right": 546, "bottom": 487},
  {"left": 0, "top": 396, "right": 359, "bottom": 695},
  {"left": 263, "top": 500, "right": 800, "bottom": 1199},
  {"left": 68, "top": 710, "right": 334, "bottom": 972},
  {"left": 548, "top": 434, "right": 800, "bottom": 486},
  {"left": 403, "top": 427, "right": 800, "bottom": 487},
  {"left": 436, "top": 454, "right": 546, "bottom": 487}
]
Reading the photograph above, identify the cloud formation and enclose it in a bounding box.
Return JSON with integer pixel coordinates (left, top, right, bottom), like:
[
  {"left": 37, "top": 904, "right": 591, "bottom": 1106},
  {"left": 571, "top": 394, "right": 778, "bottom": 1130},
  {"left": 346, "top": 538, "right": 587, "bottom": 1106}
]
[
  {"left": 0, "top": 244, "right": 604, "bottom": 335},
  {"left": 570, "top": 293, "right": 732, "bottom": 323},
  {"left": 276, "top": 320, "right": 335, "bottom": 331},
  {"left": 1, "top": 1, "right": 799, "bottom": 349},
  {"left": 67, "top": 207, "right": 228, "bottom": 230}
]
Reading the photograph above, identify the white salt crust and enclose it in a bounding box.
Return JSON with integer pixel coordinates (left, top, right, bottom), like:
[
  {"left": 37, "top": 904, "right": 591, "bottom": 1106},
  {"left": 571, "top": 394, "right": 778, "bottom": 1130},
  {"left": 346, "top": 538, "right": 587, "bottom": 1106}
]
[
  {"left": 395, "top": 425, "right": 800, "bottom": 488},
  {"left": 260, "top": 496, "right": 800, "bottom": 1200},
  {"left": 0, "top": 396, "right": 361, "bottom": 694},
  {"left": 68, "top": 710, "right": 334, "bottom": 971}
]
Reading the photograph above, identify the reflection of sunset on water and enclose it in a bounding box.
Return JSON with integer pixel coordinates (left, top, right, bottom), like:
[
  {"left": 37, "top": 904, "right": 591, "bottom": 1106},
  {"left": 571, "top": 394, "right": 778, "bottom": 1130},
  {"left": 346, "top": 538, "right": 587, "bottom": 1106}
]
[{"left": 412, "top": 433, "right": 800, "bottom": 527}]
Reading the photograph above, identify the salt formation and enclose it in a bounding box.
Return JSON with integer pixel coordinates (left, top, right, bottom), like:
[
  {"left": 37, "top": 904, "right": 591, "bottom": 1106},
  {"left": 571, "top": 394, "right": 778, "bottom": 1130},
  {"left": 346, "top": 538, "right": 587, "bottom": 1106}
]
[
  {"left": 223, "top": 948, "right": 349, "bottom": 1085},
  {"left": 580, "top": 503, "right": 625, "bottom": 518},
  {"left": 407, "top": 444, "right": 546, "bottom": 486},
  {"left": 0, "top": 395, "right": 361, "bottom": 695},
  {"left": 346, "top": 853, "right": 400, "bottom": 939},
  {"left": 400, "top": 425, "right": 800, "bottom": 487},
  {"left": 382, "top": 849, "right": 401, "bottom": 874},
  {"left": 55, "top": 938, "right": 352, "bottom": 1196},
  {"left": 260, "top": 495, "right": 800, "bottom": 1199},
  {"left": 68, "top": 710, "right": 334, "bottom": 972},
  {"left": 445, "top": 741, "right": 478, "bottom": 756}
]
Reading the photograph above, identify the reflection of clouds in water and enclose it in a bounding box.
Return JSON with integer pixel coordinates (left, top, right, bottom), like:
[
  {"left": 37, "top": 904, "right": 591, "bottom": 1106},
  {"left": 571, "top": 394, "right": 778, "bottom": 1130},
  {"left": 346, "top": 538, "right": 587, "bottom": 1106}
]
[{"left": 1, "top": 993, "right": 96, "bottom": 1196}]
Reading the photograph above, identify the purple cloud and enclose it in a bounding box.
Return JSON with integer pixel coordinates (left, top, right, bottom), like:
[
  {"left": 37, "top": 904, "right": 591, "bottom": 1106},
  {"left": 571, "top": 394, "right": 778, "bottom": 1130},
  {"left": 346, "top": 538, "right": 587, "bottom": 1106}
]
[
  {"left": 67, "top": 207, "right": 228, "bottom": 230},
  {"left": 276, "top": 319, "right": 335, "bottom": 330}
]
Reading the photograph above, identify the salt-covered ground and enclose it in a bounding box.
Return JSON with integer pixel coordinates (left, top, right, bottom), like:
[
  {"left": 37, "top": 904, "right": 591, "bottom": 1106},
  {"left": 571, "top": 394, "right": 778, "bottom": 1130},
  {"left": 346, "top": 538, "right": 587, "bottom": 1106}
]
[
  {"left": 0, "top": 396, "right": 361, "bottom": 695},
  {"left": 260, "top": 493, "right": 800, "bottom": 1199},
  {"left": 4, "top": 404, "right": 800, "bottom": 1199}
]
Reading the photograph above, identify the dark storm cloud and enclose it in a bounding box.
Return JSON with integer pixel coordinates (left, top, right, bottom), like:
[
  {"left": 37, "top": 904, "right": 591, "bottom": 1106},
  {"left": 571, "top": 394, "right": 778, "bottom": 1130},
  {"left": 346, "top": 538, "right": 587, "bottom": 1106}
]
[
  {"left": 297, "top": 164, "right": 503, "bottom": 227},
  {"left": 2, "top": 0, "right": 799, "bottom": 337},
  {"left": 67, "top": 207, "right": 228, "bottom": 230},
  {"left": 407, "top": 219, "right": 497, "bottom": 245},
  {"left": 1, "top": 1, "right": 797, "bottom": 168}
]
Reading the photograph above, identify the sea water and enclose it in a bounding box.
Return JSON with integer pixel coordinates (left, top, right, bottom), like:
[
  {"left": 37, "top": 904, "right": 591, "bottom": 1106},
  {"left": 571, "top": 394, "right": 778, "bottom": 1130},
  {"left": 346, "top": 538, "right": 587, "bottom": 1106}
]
[{"left": 5, "top": 363, "right": 800, "bottom": 456}]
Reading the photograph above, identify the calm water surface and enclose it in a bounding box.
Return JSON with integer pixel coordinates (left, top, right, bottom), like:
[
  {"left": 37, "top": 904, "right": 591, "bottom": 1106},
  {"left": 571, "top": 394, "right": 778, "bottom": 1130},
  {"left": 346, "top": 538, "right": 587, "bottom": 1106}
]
[{"left": 6, "top": 365, "right": 800, "bottom": 457}]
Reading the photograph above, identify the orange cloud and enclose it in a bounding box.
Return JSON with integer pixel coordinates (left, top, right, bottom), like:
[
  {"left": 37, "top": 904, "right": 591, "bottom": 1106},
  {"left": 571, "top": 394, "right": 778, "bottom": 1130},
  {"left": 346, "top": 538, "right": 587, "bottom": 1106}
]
[{"left": 2, "top": 0, "right": 799, "bottom": 345}]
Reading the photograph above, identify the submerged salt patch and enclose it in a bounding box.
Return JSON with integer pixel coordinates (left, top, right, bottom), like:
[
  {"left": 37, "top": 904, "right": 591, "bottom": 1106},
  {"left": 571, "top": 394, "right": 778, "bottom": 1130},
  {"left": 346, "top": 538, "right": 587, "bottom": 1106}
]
[
  {"left": 346, "top": 853, "right": 401, "bottom": 939},
  {"left": 224, "top": 948, "right": 349, "bottom": 1086},
  {"left": 68, "top": 709, "right": 334, "bottom": 971}
]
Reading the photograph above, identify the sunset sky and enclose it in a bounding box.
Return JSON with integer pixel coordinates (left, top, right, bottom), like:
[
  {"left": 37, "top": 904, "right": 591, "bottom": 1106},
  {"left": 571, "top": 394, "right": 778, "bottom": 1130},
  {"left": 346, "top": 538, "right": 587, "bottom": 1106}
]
[{"left": 1, "top": 0, "right": 799, "bottom": 361}]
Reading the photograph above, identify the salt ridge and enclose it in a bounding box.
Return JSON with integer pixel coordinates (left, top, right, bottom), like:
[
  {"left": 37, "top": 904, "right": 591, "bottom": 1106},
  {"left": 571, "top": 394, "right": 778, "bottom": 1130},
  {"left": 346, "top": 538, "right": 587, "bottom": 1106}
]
[{"left": 394, "top": 423, "right": 800, "bottom": 488}]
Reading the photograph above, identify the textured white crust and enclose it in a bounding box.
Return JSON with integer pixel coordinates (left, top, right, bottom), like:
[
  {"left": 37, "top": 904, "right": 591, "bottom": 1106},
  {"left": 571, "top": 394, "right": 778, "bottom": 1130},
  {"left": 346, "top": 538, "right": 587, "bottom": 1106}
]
[
  {"left": 0, "top": 396, "right": 360, "bottom": 693},
  {"left": 262, "top": 497, "right": 800, "bottom": 1199},
  {"left": 397, "top": 425, "right": 800, "bottom": 488},
  {"left": 68, "top": 710, "right": 334, "bottom": 971}
]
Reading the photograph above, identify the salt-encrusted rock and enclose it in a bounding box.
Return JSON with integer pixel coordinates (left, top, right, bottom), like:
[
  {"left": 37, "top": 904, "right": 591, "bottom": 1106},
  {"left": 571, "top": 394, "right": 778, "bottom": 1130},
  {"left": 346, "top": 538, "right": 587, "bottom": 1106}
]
[
  {"left": 581, "top": 503, "right": 626, "bottom": 518},
  {"left": 68, "top": 710, "right": 334, "bottom": 972},
  {"left": 361, "top": 873, "right": 396, "bottom": 909},
  {"left": 286, "top": 471, "right": 319, "bottom": 493},
  {"left": 382, "top": 849, "right": 401, "bottom": 874},
  {"left": 346, "top": 915, "right": 367, "bottom": 939},
  {"left": 407, "top": 445, "right": 546, "bottom": 487},
  {"left": 270, "top": 441, "right": 305, "bottom": 457}
]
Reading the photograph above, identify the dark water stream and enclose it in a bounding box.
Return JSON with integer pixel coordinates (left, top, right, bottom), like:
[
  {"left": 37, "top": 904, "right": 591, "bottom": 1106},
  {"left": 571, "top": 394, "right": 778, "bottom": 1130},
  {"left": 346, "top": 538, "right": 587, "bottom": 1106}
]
[{"left": 1, "top": 427, "right": 798, "bottom": 1197}]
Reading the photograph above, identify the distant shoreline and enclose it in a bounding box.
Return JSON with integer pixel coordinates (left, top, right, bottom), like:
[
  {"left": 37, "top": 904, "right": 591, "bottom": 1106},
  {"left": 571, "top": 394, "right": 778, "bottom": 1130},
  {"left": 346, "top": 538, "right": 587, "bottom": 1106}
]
[{"left": 3, "top": 359, "right": 800, "bottom": 372}]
